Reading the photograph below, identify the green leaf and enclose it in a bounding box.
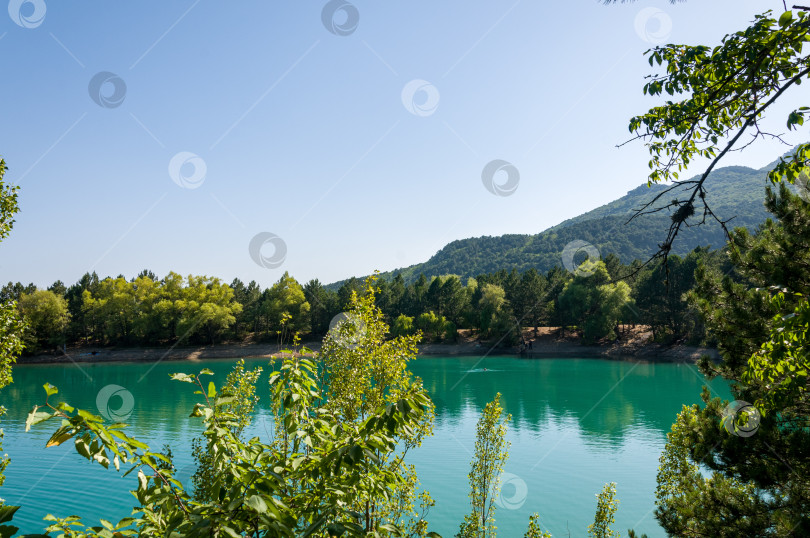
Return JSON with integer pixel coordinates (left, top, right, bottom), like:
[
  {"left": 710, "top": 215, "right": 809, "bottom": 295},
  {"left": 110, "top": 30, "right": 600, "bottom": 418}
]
[
  {"left": 220, "top": 526, "right": 241, "bottom": 538},
  {"left": 347, "top": 445, "right": 363, "bottom": 464},
  {"left": 56, "top": 402, "right": 74, "bottom": 413},
  {"left": 246, "top": 494, "right": 268, "bottom": 513},
  {"left": 0, "top": 506, "right": 19, "bottom": 525},
  {"left": 215, "top": 396, "right": 235, "bottom": 406},
  {"left": 170, "top": 373, "right": 195, "bottom": 383},
  {"left": 46, "top": 428, "right": 75, "bottom": 448},
  {"left": 779, "top": 10, "right": 793, "bottom": 28},
  {"left": 75, "top": 437, "right": 91, "bottom": 460},
  {"left": 25, "top": 409, "right": 52, "bottom": 432},
  {"left": 42, "top": 383, "right": 58, "bottom": 397},
  {"left": 77, "top": 409, "right": 102, "bottom": 421},
  {"left": 138, "top": 469, "right": 148, "bottom": 491},
  {"left": 301, "top": 515, "right": 328, "bottom": 537},
  {"left": 207, "top": 381, "right": 216, "bottom": 398}
]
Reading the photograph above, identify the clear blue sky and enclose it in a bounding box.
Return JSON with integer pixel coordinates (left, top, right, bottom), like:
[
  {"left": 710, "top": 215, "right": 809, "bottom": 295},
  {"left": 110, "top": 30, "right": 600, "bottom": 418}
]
[{"left": 0, "top": 0, "right": 803, "bottom": 288}]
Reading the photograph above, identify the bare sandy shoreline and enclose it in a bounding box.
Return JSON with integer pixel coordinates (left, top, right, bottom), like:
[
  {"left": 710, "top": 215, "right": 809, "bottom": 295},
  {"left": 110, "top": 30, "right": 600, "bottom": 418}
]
[{"left": 16, "top": 337, "right": 719, "bottom": 366}]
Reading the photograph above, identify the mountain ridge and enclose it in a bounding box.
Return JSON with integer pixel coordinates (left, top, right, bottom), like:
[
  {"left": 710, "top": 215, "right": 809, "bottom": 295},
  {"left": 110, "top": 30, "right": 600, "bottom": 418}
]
[{"left": 327, "top": 156, "right": 796, "bottom": 288}]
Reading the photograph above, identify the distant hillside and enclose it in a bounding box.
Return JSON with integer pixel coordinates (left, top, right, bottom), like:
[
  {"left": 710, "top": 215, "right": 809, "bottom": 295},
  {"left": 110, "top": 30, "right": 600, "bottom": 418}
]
[{"left": 329, "top": 162, "right": 780, "bottom": 288}]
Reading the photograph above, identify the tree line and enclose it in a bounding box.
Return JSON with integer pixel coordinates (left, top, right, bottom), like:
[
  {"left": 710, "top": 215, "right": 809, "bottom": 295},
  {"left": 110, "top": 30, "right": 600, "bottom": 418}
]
[{"left": 3, "top": 247, "right": 726, "bottom": 354}]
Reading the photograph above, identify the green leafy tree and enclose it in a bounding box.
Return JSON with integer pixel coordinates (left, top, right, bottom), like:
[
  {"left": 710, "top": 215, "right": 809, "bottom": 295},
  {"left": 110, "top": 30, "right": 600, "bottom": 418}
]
[
  {"left": 0, "top": 303, "right": 23, "bottom": 391},
  {"left": 633, "top": 250, "right": 706, "bottom": 343},
  {"left": 622, "top": 6, "right": 810, "bottom": 264},
  {"left": 18, "top": 289, "right": 70, "bottom": 352},
  {"left": 439, "top": 276, "right": 468, "bottom": 325},
  {"left": 318, "top": 277, "right": 437, "bottom": 535},
  {"left": 691, "top": 184, "right": 810, "bottom": 374},
  {"left": 377, "top": 274, "right": 407, "bottom": 322},
  {"left": 415, "top": 311, "right": 447, "bottom": 342},
  {"left": 303, "top": 278, "right": 333, "bottom": 336},
  {"left": 443, "top": 320, "right": 458, "bottom": 343},
  {"left": 588, "top": 483, "right": 620, "bottom": 538},
  {"left": 477, "top": 284, "right": 506, "bottom": 336},
  {"left": 544, "top": 266, "right": 570, "bottom": 335},
  {"left": 235, "top": 279, "right": 264, "bottom": 337},
  {"left": 0, "top": 158, "right": 25, "bottom": 526},
  {"left": 402, "top": 274, "right": 430, "bottom": 317},
  {"left": 47, "top": 280, "right": 67, "bottom": 298},
  {"left": 130, "top": 274, "right": 172, "bottom": 344},
  {"left": 189, "top": 359, "right": 262, "bottom": 502},
  {"left": 557, "top": 261, "right": 632, "bottom": 343},
  {"left": 523, "top": 514, "right": 551, "bottom": 538},
  {"left": 656, "top": 184, "right": 810, "bottom": 535},
  {"left": 745, "top": 291, "right": 810, "bottom": 418},
  {"left": 0, "top": 159, "right": 17, "bottom": 244},
  {"left": 262, "top": 272, "right": 310, "bottom": 337},
  {"left": 0, "top": 159, "right": 27, "bottom": 383},
  {"left": 65, "top": 272, "right": 99, "bottom": 344},
  {"left": 392, "top": 314, "right": 416, "bottom": 337},
  {"left": 458, "top": 393, "right": 511, "bottom": 538},
  {"left": 178, "top": 275, "right": 242, "bottom": 344},
  {"left": 23, "top": 339, "right": 436, "bottom": 536},
  {"left": 614, "top": 8, "right": 810, "bottom": 530},
  {"left": 337, "top": 276, "right": 365, "bottom": 311},
  {"left": 82, "top": 276, "right": 137, "bottom": 344},
  {"left": 80, "top": 273, "right": 241, "bottom": 346},
  {"left": 0, "top": 282, "right": 35, "bottom": 303},
  {"left": 511, "top": 269, "right": 547, "bottom": 335},
  {"left": 655, "top": 403, "right": 769, "bottom": 537}
]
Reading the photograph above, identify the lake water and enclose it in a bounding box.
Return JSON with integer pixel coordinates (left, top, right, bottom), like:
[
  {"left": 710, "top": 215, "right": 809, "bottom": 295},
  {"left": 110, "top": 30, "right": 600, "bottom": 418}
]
[{"left": 1, "top": 355, "right": 729, "bottom": 537}]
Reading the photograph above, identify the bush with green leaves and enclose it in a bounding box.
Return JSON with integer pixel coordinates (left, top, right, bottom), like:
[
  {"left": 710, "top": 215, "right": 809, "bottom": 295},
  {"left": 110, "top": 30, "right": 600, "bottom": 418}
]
[
  {"left": 457, "top": 393, "right": 510, "bottom": 538},
  {"left": 557, "top": 261, "right": 632, "bottom": 343},
  {"left": 14, "top": 281, "right": 439, "bottom": 537},
  {"left": 18, "top": 290, "right": 69, "bottom": 353},
  {"left": 587, "top": 483, "right": 619, "bottom": 538},
  {"left": 318, "top": 279, "right": 437, "bottom": 536}
]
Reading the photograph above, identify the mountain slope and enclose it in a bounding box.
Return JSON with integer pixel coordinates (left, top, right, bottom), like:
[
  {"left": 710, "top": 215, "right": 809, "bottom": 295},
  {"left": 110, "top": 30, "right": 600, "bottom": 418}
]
[{"left": 331, "top": 163, "right": 778, "bottom": 287}]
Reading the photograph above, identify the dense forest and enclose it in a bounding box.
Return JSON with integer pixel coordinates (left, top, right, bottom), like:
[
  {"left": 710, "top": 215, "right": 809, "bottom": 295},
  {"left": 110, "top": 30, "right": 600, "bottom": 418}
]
[{"left": 3, "top": 246, "right": 724, "bottom": 355}]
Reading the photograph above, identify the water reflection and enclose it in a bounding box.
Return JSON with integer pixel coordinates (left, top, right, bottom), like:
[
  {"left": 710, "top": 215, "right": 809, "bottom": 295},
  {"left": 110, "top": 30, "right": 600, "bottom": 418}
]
[
  {"left": 416, "top": 357, "right": 726, "bottom": 446},
  {"left": 1, "top": 356, "right": 728, "bottom": 537}
]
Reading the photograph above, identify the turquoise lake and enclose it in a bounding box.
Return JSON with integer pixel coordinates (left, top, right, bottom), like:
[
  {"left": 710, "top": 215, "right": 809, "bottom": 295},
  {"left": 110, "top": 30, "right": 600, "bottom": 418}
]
[{"left": 0, "top": 356, "right": 730, "bottom": 536}]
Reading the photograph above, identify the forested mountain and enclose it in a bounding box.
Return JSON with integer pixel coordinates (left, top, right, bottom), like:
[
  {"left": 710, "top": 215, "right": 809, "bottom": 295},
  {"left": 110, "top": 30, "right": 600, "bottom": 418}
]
[{"left": 339, "top": 162, "right": 777, "bottom": 286}]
